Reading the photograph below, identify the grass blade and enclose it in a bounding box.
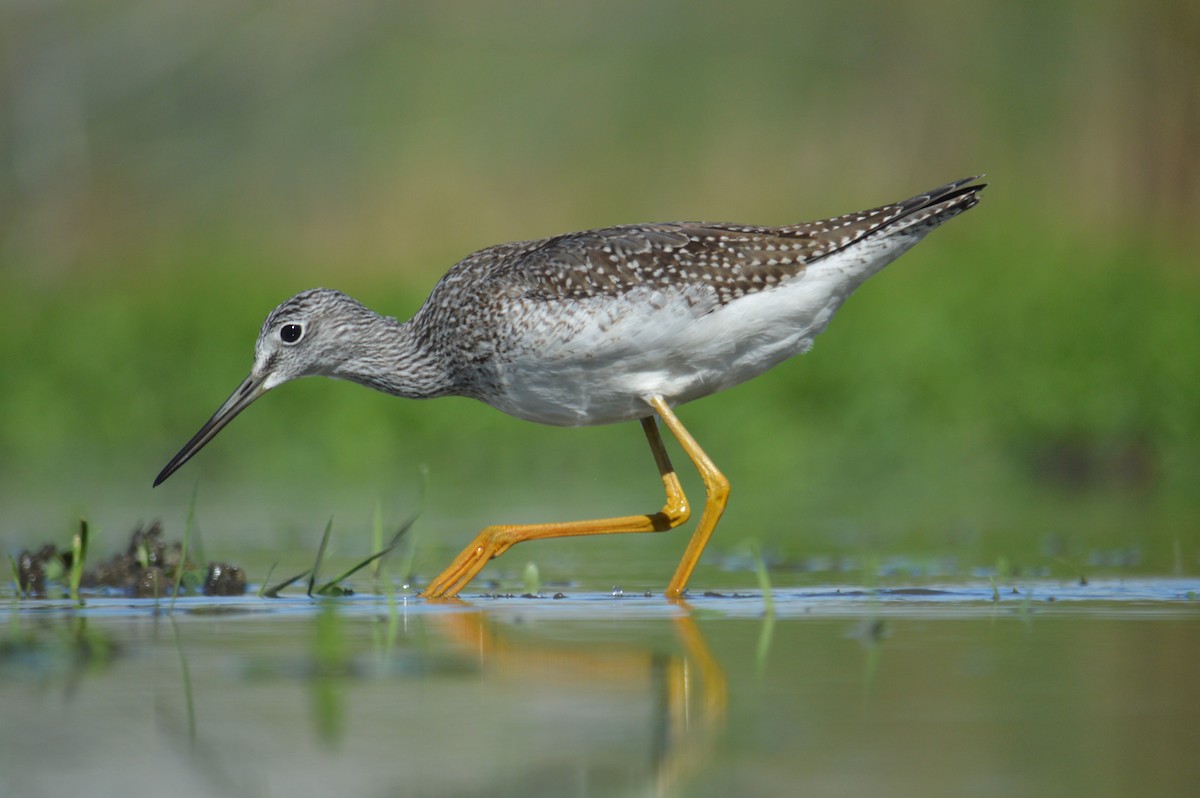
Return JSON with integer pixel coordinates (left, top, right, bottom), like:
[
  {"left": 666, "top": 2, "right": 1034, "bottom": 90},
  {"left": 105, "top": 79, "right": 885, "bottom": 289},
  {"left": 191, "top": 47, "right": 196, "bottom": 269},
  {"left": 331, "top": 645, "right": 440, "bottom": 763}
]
[
  {"left": 170, "top": 617, "right": 197, "bottom": 748},
  {"left": 262, "top": 567, "right": 312, "bottom": 599},
  {"left": 69, "top": 518, "right": 89, "bottom": 603},
  {"left": 750, "top": 542, "right": 775, "bottom": 616},
  {"left": 170, "top": 482, "right": 200, "bottom": 612},
  {"left": 257, "top": 561, "right": 279, "bottom": 598},
  {"left": 314, "top": 512, "right": 418, "bottom": 596},
  {"left": 749, "top": 541, "right": 775, "bottom": 674},
  {"left": 371, "top": 500, "right": 384, "bottom": 582},
  {"left": 311, "top": 600, "right": 347, "bottom": 747},
  {"left": 307, "top": 518, "right": 335, "bottom": 597}
]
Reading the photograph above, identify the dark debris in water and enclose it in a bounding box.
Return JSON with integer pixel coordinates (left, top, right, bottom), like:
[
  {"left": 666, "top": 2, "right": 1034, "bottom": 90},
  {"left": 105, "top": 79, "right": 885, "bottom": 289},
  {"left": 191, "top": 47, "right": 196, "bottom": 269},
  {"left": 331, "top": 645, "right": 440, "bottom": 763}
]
[
  {"left": 16, "top": 544, "right": 62, "bottom": 594},
  {"left": 15, "top": 521, "right": 246, "bottom": 598},
  {"left": 205, "top": 562, "right": 247, "bottom": 596}
]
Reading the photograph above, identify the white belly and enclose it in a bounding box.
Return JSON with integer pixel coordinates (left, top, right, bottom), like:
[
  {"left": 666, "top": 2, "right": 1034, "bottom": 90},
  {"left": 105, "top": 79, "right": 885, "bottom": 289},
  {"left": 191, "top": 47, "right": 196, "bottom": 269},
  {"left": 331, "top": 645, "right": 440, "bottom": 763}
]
[{"left": 481, "top": 234, "right": 921, "bottom": 426}]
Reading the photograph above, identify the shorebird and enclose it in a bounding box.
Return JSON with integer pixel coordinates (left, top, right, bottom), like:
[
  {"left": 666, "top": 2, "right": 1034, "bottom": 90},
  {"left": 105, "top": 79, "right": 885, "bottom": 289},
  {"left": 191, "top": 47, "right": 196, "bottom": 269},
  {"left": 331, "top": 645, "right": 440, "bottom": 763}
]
[{"left": 155, "top": 176, "right": 984, "bottom": 597}]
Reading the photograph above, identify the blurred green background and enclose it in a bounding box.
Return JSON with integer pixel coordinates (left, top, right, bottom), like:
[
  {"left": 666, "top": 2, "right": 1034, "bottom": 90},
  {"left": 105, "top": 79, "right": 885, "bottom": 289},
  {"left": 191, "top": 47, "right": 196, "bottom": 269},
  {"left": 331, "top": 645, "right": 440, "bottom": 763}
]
[{"left": 2, "top": 1, "right": 1197, "bottom": 580}]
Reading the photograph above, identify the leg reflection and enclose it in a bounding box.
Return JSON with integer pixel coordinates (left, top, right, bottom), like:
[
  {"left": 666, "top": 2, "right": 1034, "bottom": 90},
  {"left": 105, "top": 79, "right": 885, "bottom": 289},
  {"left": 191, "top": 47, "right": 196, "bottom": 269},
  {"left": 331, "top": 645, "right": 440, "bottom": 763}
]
[{"left": 427, "top": 607, "right": 727, "bottom": 793}]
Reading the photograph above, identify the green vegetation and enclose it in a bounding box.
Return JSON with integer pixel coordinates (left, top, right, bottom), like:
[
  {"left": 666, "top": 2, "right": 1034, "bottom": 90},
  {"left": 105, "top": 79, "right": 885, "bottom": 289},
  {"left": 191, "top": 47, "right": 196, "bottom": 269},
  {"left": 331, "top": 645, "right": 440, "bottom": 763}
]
[
  {"left": 311, "top": 599, "right": 349, "bottom": 748},
  {"left": 68, "top": 520, "right": 88, "bottom": 603},
  {"left": 522, "top": 561, "right": 541, "bottom": 596},
  {"left": 170, "top": 618, "right": 197, "bottom": 748},
  {"left": 1, "top": 1, "right": 1196, "bottom": 582},
  {"left": 259, "top": 513, "right": 414, "bottom": 598},
  {"left": 168, "top": 485, "right": 197, "bottom": 611},
  {"left": 749, "top": 542, "right": 775, "bottom": 674}
]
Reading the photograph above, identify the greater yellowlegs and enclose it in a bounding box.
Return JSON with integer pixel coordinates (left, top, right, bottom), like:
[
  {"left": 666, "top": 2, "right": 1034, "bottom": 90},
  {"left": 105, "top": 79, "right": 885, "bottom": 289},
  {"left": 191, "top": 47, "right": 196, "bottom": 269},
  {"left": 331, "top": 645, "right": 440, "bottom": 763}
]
[{"left": 155, "top": 176, "right": 985, "bottom": 597}]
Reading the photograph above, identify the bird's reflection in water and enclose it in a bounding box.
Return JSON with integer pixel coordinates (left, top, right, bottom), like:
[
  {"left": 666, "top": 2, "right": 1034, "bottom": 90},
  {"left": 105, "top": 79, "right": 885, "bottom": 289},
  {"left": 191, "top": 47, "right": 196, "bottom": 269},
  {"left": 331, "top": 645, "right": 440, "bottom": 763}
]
[{"left": 424, "top": 605, "right": 727, "bottom": 796}]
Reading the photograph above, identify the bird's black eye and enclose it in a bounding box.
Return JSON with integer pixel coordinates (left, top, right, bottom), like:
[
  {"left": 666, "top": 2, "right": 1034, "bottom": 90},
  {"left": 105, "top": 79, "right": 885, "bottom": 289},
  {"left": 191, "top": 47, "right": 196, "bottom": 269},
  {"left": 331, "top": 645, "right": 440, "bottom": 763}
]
[{"left": 279, "top": 323, "right": 303, "bottom": 344}]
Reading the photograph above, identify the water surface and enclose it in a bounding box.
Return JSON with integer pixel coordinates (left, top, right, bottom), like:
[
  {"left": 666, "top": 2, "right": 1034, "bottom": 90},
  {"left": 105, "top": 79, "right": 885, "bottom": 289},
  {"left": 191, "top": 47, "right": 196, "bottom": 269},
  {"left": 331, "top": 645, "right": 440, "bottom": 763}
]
[{"left": 2, "top": 579, "right": 1197, "bottom": 797}]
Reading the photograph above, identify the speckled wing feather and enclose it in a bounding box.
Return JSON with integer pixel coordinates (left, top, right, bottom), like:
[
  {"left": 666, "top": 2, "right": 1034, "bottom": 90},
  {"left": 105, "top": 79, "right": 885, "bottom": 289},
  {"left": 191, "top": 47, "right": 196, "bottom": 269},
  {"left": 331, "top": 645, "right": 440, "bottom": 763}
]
[{"left": 483, "top": 176, "right": 983, "bottom": 306}]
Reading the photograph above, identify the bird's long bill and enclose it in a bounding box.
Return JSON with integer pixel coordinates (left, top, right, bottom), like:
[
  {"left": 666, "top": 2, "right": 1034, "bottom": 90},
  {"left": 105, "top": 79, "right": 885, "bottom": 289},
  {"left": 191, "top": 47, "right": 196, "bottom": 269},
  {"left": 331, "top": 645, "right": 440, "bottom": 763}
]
[{"left": 153, "top": 374, "right": 268, "bottom": 487}]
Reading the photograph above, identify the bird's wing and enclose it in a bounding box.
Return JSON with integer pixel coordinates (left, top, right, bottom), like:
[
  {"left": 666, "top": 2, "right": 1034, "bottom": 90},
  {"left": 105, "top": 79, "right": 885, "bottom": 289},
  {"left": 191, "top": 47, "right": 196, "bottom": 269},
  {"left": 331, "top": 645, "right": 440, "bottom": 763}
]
[{"left": 470, "top": 177, "right": 985, "bottom": 305}]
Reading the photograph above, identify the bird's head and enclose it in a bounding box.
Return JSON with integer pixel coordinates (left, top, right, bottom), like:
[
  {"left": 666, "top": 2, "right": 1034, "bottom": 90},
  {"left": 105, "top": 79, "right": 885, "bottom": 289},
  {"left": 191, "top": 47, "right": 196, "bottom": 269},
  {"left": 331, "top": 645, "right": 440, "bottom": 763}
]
[{"left": 153, "top": 288, "right": 371, "bottom": 486}]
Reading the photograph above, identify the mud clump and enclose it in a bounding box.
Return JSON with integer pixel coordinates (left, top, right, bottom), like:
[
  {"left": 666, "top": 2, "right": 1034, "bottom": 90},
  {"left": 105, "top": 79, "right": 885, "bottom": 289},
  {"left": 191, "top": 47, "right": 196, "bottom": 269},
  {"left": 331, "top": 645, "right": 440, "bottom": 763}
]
[
  {"left": 16, "top": 544, "right": 64, "bottom": 595},
  {"left": 204, "top": 563, "right": 246, "bottom": 596},
  {"left": 16, "top": 521, "right": 246, "bottom": 598},
  {"left": 84, "top": 522, "right": 178, "bottom": 596}
]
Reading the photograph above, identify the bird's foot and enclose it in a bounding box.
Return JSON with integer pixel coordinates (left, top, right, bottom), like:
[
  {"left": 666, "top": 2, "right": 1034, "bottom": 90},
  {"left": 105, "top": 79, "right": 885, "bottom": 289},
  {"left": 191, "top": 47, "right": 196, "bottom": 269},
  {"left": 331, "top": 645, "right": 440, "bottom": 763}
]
[{"left": 420, "top": 526, "right": 511, "bottom": 598}]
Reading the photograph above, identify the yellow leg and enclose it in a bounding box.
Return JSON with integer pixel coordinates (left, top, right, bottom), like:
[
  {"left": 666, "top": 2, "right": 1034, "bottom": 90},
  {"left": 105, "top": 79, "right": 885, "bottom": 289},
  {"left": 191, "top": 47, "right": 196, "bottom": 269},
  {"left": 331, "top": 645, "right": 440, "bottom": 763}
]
[
  {"left": 421, "top": 415, "right": 691, "bottom": 598},
  {"left": 647, "top": 396, "right": 730, "bottom": 598},
  {"left": 420, "top": 396, "right": 729, "bottom": 599}
]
